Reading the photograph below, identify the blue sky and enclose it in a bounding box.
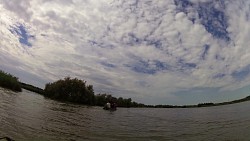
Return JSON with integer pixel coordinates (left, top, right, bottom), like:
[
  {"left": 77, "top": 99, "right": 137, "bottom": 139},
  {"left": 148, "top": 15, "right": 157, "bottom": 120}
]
[{"left": 1, "top": 0, "right": 250, "bottom": 105}]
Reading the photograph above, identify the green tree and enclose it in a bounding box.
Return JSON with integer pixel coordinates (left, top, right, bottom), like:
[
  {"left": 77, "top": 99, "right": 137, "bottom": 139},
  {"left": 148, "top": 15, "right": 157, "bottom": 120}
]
[
  {"left": 0, "top": 70, "right": 22, "bottom": 92},
  {"left": 44, "top": 77, "right": 95, "bottom": 105}
]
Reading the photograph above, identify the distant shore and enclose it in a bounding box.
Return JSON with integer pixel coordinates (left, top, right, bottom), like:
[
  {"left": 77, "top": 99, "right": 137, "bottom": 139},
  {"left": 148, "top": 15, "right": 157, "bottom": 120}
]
[
  {"left": 1, "top": 70, "right": 250, "bottom": 108},
  {"left": 151, "top": 96, "right": 250, "bottom": 108},
  {"left": 15, "top": 82, "right": 250, "bottom": 108}
]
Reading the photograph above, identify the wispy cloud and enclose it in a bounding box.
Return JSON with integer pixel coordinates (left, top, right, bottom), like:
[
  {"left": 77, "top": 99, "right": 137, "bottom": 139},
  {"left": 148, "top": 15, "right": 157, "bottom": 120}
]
[{"left": 1, "top": 0, "right": 250, "bottom": 104}]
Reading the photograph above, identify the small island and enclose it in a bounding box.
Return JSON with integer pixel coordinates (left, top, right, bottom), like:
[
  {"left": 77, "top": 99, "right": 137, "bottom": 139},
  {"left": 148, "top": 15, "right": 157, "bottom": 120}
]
[{"left": 0, "top": 69, "right": 250, "bottom": 108}]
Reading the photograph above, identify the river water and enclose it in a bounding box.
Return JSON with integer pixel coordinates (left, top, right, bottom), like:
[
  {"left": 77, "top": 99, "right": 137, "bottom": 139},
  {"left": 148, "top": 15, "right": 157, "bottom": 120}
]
[{"left": 0, "top": 88, "right": 250, "bottom": 141}]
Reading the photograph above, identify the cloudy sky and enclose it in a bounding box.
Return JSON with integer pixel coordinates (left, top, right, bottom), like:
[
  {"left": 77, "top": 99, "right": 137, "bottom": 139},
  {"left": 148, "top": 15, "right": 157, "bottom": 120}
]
[{"left": 1, "top": 0, "right": 250, "bottom": 105}]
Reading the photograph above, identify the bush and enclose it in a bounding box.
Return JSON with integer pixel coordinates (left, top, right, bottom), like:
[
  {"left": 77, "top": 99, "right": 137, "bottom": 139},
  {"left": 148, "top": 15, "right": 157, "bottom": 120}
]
[
  {"left": 0, "top": 70, "right": 22, "bottom": 92},
  {"left": 44, "top": 77, "right": 95, "bottom": 105}
]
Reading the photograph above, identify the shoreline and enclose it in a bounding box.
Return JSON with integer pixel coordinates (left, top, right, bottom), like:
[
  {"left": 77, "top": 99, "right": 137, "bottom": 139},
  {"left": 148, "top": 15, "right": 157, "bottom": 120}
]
[
  {"left": 1, "top": 70, "right": 250, "bottom": 109},
  {"left": 21, "top": 84, "right": 250, "bottom": 108}
]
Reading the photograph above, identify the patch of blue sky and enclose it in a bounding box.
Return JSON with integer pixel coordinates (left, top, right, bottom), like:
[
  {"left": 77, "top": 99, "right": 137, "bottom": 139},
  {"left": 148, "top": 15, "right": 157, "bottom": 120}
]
[
  {"left": 126, "top": 59, "right": 170, "bottom": 75},
  {"left": 174, "top": 0, "right": 193, "bottom": 13},
  {"left": 246, "top": 12, "right": 250, "bottom": 21},
  {"left": 174, "top": 0, "right": 230, "bottom": 41},
  {"left": 9, "top": 24, "right": 34, "bottom": 47},
  {"left": 88, "top": 40, "right": 115, "bottom": 49},
  {"left": 177, "top": 59, "right": 197, "bottom": 71},
  {"left": 201, "top": 44, "right": 210, "bottom": 60},
  {"left": 100, "top": 62, "right": 116, "bottom": 68},
  {"left": 126, "top": 33, "right": 142, "bottom": 46},
  {"left": 146, "top": 39, "right": 162, "bottom": 49},
  {"left": 232, "top": 65, "right": 250, "bottom": 81},
  {"left": 197, "top": 1, "right": 230, "bottom": 41},
  {"left": 215, "top": 54, "right": 225, "bottom": 61},
  {"left": 213, "top": 73, "right": 226, "bottom": 79},
  {"left": 124, "top": 33, "right": 164, "bottom": 50},
  {"left": 126, "top": 57, "right": 197, "bottom": 75}
]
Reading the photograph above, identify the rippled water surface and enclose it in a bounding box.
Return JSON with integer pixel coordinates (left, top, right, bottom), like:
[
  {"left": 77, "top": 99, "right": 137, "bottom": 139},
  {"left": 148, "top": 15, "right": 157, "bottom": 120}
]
[{"left": 0, "top": 88, "right": 250, "bottom": 141}]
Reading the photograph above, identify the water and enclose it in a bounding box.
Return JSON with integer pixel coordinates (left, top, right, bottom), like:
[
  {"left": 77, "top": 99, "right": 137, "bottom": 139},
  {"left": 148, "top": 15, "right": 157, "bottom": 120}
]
[{"left": 0, "top": 88, "right": 250, "bottom": 141}]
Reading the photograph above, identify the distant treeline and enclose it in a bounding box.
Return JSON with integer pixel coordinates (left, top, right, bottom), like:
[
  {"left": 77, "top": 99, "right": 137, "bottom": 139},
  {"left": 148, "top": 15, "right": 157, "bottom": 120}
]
[
  {"left": 150, "top": 96, "right": 250, "bottom": 108},
  {"left": 1, "top": 70, "right": 250, "bottom": 108},
  {"left": 95, "top": 94, "right": 145, "bottom": 108},
  {"left": 0, "top": 70, "right": 22, "bottom": 92},
  {"left": 42, "top": 77, "right": 250, "bottom": 108},
  {"left": 20, "top": 82, "right": 44, "bottom": 94}
]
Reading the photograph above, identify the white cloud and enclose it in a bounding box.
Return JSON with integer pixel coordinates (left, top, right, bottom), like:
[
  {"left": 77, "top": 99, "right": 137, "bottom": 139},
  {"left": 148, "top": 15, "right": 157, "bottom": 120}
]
[{"left": 1, "top": 0, "right": 250, "bottom": 104}]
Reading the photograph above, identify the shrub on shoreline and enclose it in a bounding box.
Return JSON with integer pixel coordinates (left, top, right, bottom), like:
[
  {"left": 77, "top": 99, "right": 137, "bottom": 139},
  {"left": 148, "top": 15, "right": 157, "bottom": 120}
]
[
  {"left": 44, "top": 77, "right": 95, "bottom": 105},
  {"left": 0, "top": 70, "right": 22, "bottom": 92}
]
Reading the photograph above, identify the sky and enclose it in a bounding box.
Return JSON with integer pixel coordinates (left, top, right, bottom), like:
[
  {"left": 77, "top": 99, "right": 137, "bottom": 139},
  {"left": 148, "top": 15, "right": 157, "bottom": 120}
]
[{"left": 1, "top": 0, "right": 250, "bottom": 105}]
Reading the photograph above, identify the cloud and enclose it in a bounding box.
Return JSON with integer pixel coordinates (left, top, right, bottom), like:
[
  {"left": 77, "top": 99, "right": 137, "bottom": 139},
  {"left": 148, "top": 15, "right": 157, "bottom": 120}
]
[
  {"left": 0, "top": 0, "right": 33, "bottom": 21},
  {"left": 1, "top": 0, "right": 250, "bottom": 104}
]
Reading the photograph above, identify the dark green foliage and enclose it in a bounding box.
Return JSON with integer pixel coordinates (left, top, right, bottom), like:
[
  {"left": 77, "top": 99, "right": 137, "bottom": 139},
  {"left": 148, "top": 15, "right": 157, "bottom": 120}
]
[
  {"left": 155, "top": 105, "right": 175, "bottom": 108},
  {"left": 44, "top": 77, "right": 95, "bottom": 105},
  {"left": 148, "top": 96, "right": 250, "bottom": 108},
  {"left": 0, "top": 70, "right": 22, "bottom": 92},
  {"left": 20, "top": 82, "right": 44, "bottom": 94},
  {"left": 95, "top": 94, "right": 111, "bottom": 106},
  {"left": 197, "top": 103, "right": 214, "bottom": 107},
  {"left": 43, "top": 77, "right": 142, "bottom": 107},
  {"left": 95, "top": 94, "right": 145, "bottom": 108},
  {"left": 2, "top": 70, "right": 250, "bottom": 108}
]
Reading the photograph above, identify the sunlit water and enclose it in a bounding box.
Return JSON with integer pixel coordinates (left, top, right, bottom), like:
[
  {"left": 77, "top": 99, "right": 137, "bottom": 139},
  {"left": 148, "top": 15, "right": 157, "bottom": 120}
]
[{"left": 0, "top": 88, "right": 250, "bottom": 141}]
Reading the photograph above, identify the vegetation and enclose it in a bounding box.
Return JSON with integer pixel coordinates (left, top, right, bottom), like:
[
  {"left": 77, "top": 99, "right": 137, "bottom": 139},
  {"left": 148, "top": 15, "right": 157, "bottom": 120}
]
[
  {"left": 44, "top": 77, "right": 95, "bottom": 105},
  {"left": 41, "top": 77, "right": 250, "bottom": 108},
  {"left": 95, "top": 93, "right": 145, "bottom": 108},
  {"left": 197, "top": 103, "right": 215, "bottom": 107},
  {"left": 43, "top": 77, "right": 145, "bottom": 107},
  {"left": 145, "top": 96, "right": 250, "bottom": 108},
  {"left": 212, "top": 95, "right": 250, "bottom": 106},
  {"left": 20, "top": 82, "right": 44, "bottom": 94},
  {"left": 1, "top": 69, "right": 250, "bottom": 108},
  {"left": 0, "top": 70, "right": 22, "bottom": 92}
]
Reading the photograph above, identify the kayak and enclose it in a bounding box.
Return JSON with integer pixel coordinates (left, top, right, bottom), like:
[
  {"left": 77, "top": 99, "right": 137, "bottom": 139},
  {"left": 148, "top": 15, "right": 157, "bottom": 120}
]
[{"left": 103, "top": 107, "right": 117, "bottom": 111}]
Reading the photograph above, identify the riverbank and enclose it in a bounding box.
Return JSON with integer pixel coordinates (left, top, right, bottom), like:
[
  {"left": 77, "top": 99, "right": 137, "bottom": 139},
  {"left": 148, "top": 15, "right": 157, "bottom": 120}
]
[
  {"left": 0, "top": 70, "right": 250, "bottom": 108},
  {"left": 21, "top": 81, "right": 250, "bottom": 108},
  {"left": 152, "top": 95, "right": 250, "bottom": 108}
]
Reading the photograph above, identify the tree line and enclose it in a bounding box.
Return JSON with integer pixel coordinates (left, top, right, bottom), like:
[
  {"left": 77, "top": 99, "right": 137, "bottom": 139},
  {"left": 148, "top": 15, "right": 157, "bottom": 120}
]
[
  {"left": 0, "top": 70, "right": 142, "bottom": 108},
  {"left": 44, "top": 77, "right": 144, "bottom": 107},
  {"left": 95, "top": 93, "right": 145, "bottom": 108},
  {"left": 1, "top": 69, "right": 250, "bottom": 108}
]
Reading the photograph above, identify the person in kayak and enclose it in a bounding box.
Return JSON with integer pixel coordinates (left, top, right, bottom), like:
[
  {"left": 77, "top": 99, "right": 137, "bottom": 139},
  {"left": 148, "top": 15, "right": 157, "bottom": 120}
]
[
  {"left": 103, "top": 100, "right": 117, "bottom": 110},
  {"left": 103, "top": 102, "right": 111, "bottom": 110}
]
